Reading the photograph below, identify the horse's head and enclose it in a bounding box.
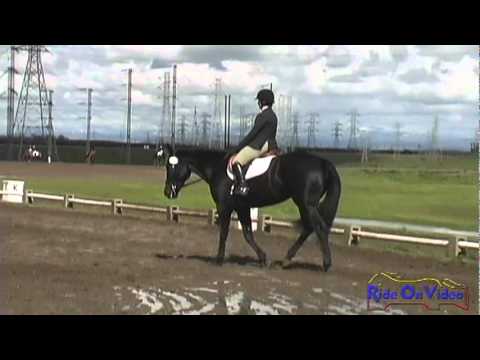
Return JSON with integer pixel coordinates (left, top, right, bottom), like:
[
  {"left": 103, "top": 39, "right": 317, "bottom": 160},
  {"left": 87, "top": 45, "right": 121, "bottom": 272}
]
[
  {"left": 163, "top": 145, "right": 191, "bottom": 199},
  {"left": 156, "top": 145, "right": 165, "bottom": 159}
]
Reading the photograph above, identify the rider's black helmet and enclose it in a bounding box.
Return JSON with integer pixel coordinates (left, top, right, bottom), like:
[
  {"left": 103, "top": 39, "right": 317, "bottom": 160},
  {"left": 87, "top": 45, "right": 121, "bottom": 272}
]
[{"left": 256, "top": 89, "right": 275, "bottom": 107}]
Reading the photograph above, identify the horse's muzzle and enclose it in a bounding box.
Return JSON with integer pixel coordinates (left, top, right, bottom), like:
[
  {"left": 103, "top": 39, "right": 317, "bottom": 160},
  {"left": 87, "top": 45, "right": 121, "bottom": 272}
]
[{"left": 164, "top": 184, "right": 178, "bottom": 199}]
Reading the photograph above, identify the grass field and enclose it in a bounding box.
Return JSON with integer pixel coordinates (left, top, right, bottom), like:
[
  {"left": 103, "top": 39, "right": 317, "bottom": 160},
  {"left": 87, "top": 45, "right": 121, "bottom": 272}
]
[{"left": 19, "top": 152, "right": 477, "bottom": 231}]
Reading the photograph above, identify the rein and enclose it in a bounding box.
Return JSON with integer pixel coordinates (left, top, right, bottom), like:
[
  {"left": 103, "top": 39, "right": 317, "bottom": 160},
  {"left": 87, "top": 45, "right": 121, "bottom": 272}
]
[{"left": 183, "top": 176, "right": 203, "bottom": 188}]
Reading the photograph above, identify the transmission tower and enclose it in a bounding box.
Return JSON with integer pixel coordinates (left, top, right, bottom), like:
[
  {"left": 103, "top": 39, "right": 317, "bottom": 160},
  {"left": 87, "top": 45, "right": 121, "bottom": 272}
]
[
  {"left": 179, "top": 115, "right": 187, "bottom": 144},
  {"left": 361, "top": 132, "right": 369, "bottom": 164},
  {"left": 430, "top": 115, "right": 440, "bottom": 159},
  {"left": 291, "top": 112, "right": 300, "bottom": 149},
  {"left": 200, "top": 112, "right": 211, "bottom": 148},
  {"left": 333, "top": 120, "right": 343, "bottom": 148},
  {"left": 239, "top": 105, "right": 246, "bottom": 140},
  {"left": 193, "top": 106, "right": 199, "bottom": 146},
  {"left": 393, "top": 121, "right": 402, "bottom": 159},
  {"left": 276, "top": 95, "right": 284, "bottom": 143},
  {"left": 307, "top": 113, "right": 319, "bottom": 148},
  {"left": 347, "top": 109, "right": 360, "bottom": 150},
  {"left": 11, "top": 45, "right": 55, "bottom": 160},
  {"left": 286, "top": 96, "right": 293, "bottom": 150}
]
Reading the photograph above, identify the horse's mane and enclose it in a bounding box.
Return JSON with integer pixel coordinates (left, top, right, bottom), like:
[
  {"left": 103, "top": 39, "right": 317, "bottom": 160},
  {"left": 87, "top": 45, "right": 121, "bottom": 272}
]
[{"left": 176, "top": 148, "right": 228, "bottom": 163}]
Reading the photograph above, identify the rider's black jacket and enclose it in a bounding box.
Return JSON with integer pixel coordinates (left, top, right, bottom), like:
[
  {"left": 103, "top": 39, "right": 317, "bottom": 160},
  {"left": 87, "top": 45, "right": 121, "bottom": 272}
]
[{"left": 235, "top": 107, "right": 278, "bottom": 152}]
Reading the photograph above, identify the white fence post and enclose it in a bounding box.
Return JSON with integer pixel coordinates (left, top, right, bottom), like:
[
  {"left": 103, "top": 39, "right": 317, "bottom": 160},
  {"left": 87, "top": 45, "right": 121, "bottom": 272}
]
[{"left": 347, "top": 226, "right": 361, "bottom": 246}]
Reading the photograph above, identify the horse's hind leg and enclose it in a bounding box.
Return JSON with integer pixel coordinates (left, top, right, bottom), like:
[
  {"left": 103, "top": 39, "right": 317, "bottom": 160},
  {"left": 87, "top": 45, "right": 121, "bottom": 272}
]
[
  {"left": 307, "top": 205, "right": 332, "bottom": 272},
  {"left": 283, "top": 206, "right": 313, "bottom": 268},
  {"left": 237, "top": 208, "right": 267, "bottom": 266}
]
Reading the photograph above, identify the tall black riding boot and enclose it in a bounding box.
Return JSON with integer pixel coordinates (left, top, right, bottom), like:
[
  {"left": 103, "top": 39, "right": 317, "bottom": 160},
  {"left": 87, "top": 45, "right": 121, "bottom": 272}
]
[{"left": 232, "top": 162, "right": 249, "bottom": 196}]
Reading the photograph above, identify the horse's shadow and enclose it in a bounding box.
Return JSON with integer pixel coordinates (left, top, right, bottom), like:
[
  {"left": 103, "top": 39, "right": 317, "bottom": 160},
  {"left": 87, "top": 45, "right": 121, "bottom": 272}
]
[{"left": 154, "top": 253, "right": 324, "bottom": 272}]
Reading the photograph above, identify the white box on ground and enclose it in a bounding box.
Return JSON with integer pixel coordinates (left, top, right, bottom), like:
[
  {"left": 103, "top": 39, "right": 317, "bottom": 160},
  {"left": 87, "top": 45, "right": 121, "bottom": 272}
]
[
  {"left": 236, "top": 208, "right": 258, "bottom": 232},
  {"left": 1, "top": 180, "right": 25, "bottom": 203}
]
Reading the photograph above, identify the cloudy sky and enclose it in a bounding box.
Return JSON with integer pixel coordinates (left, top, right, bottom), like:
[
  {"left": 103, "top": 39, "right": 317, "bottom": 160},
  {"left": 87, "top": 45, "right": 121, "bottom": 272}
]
[{"left": 0, "top": 45, "right": 478, "bottom": 150}]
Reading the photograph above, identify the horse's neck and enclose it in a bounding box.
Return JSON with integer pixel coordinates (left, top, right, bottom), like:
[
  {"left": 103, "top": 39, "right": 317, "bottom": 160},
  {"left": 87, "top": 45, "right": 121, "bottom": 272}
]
[{"left": 179, "top": 150, "right": 226, "bottom": 184}]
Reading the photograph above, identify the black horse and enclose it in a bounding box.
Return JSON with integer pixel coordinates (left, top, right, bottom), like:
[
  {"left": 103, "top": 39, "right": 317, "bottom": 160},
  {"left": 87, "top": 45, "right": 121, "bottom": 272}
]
[{"left": 162, "top": 145, "right": 342, "bottom": 272}]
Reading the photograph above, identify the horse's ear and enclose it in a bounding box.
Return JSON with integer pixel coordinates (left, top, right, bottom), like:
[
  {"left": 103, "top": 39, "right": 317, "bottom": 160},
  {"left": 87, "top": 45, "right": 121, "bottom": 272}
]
[{"left": 162, "top": 144, "right": 173, "bottom": 159}]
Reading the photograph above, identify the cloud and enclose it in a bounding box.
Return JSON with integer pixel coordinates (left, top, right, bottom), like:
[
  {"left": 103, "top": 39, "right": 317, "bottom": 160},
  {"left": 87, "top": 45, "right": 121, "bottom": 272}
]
[
  {"left": 329, "top": 74, "right": 362, "bottom": 83},
  {"left": 415, "top": 45, "right": 476, "bottom": 62},
  {"left": 325, "top": 46, "right": 352, "bottom": 68},
  {"left": 398, "top": 68, "right": 439, "bottom": 84},
  {"left": 151, "top": 45, "right": 264, "bottom": 71},
  {"left": 0, "top": 45, "right": 476, "bottom": 150},
  {"left": 389, "top": 45, "right": 409, "bottom": 63}
]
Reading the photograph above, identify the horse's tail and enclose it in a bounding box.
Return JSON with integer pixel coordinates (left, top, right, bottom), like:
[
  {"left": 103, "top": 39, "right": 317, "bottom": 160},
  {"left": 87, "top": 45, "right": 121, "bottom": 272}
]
[{"left": 317, "top": 161, "right": 342, "bottom": 229}]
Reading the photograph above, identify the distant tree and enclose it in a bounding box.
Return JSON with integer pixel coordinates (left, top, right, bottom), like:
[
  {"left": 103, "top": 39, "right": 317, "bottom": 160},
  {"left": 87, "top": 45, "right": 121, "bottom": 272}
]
[{"left": 56, "top": 135, "right": 70, "bottom": 144}]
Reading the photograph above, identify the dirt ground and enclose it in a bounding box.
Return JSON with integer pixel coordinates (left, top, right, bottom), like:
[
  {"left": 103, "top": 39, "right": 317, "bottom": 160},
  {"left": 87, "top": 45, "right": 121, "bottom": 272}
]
[
  {"left": 0, "top": 201, "right": 477, "bottom": 315},
  {"left": 0, "top": 161, "right": 478, "bottom": 315}
]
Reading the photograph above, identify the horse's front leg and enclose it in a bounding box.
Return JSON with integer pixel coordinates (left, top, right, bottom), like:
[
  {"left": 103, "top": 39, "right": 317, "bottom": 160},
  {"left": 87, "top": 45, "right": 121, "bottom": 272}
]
[
  {"left": 216, "top": 209, "right": 233, "bottom": 266},
  {"left": 237, "top": 207, "right": 267, "bottom": 267}
]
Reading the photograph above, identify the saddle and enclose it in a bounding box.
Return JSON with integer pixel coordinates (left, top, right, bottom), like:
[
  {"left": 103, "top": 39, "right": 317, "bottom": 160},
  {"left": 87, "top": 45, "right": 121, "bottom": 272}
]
[{"left": 226, "top": 149, "right": 281, "bottom": 181}]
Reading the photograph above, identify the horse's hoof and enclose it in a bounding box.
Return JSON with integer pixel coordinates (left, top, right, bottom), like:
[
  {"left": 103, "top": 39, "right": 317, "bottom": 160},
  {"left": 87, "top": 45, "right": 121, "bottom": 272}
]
[
  {"left": 259, "top": 257, "right": 269, "bottom": 268},
  {"left": 323, "top": 261, "right": 331, "bottom": 273},
  {"left": 281, "top": 259, "right": 292, "bottom": 269}
]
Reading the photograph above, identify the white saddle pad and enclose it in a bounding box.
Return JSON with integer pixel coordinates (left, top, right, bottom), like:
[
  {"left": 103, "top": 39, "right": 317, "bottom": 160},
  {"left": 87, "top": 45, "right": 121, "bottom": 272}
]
[{"left": 227, "top": 156, "right": 276, "bottom": 181}]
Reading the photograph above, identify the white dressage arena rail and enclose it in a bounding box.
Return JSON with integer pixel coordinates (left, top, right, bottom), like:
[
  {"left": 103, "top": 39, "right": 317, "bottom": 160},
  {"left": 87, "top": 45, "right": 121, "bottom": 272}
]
[{"left": 1, "top": 188, "right": 478, "bottom": 259}]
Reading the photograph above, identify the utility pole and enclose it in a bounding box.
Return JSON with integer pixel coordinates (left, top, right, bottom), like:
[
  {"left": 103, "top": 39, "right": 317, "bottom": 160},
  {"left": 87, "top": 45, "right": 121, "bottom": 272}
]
[
  {"left": 213, "top": 78, "right": 222, "bottom": 149},
  {"left": 223, "top": 94, "right": 232, "bottom": 149},
  {"left": 227, "top": 94, "right": 231, "bottom": 148},
  {"left": 124, "top": 68, "right": 133, "bottom": 164},
  {"left": 6, "top": 46, "right": 18, "bottom": 137},
  {"left": 224, "top": 95, "right": 228, "bottom": 149},
  {"left": 79, "top": 88, "right": 93, "bottom": 154},
  {"left": 159, "top": 72, "right": 171, "bottom": 147},
  {"left": 46, "top": 89, "right": 59, "bottom": 162},
  {"left": 171, "top": 65, "right": 177, "bottom": 151}
]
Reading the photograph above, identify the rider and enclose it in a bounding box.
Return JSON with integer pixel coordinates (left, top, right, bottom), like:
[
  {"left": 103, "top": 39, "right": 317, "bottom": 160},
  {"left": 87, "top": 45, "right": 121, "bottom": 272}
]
[{"left": 231, "top": 89, "right": 279, "bottom": 196}]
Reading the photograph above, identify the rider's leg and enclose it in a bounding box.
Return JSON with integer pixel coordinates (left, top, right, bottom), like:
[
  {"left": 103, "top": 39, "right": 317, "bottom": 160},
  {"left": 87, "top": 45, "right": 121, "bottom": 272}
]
[{"left": 233, "top": 142, "right": 269, "bottom": 196}]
